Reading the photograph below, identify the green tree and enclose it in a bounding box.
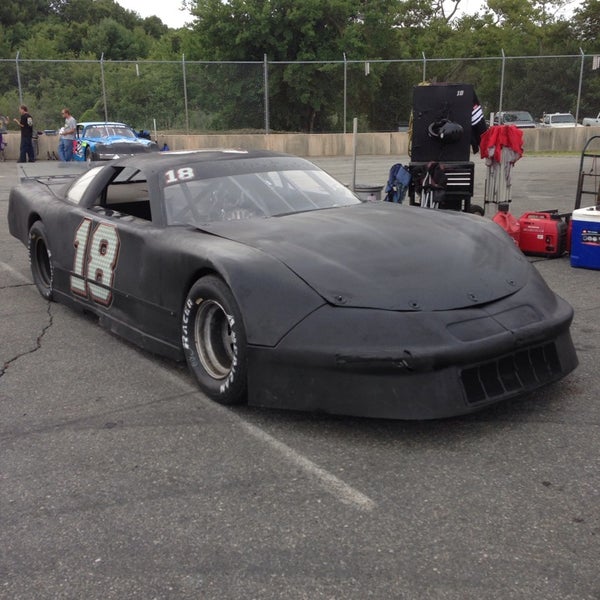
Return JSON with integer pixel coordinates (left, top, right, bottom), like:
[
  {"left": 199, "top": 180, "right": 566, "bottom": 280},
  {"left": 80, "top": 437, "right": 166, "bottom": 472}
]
[
  {"left": 81, "top": 18, "right": 148, "bottom": 60},
  {"left": 572, "top": 0, "right": 600, "bottom": 45},
  {"left": 0, "top": 0, "right": 51, "bottom": 29},
  {"left": 572, "top": 0, "right": 600, "bottom": 114},
  {"left": 184, "top": 0, "right": 398, "bottom": 131},
  {"left": 1, "top": 0, "right": 597, "bottom": 134}
]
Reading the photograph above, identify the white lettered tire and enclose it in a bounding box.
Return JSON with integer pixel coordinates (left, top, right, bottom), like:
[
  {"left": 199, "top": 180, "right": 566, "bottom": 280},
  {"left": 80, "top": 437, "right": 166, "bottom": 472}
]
[
  {"left": 28, "top": 221, "right": 54, "bottom": 301},
  {"left": 182, "top": 276, "right": 248, "bottom": 405}
]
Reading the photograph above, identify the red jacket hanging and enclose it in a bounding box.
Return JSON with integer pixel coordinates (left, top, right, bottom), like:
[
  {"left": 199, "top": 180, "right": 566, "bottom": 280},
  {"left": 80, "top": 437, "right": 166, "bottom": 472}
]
[{"left": 479, "top": 124, "right": 524, "bottom": 163}]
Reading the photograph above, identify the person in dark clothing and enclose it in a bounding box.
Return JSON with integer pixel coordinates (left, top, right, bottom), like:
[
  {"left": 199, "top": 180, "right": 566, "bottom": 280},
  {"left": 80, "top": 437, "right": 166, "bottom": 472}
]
[{"left": 13, "top": 105, "right": 35, "bottom": 163}]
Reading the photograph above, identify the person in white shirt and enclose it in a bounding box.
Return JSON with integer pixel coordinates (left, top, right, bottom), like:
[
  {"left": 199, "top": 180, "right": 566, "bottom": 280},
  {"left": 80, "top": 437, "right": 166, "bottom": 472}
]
[{"left": 59, "top": 108, "right": 77, "bottom": 162}]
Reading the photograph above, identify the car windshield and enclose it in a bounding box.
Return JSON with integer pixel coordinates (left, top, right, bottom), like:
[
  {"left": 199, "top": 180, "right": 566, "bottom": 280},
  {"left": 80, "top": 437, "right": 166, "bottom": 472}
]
[
  {"left": 85, "top": 125, "right": 136, "bottom": 139},
  {"left": 503, "top": 111, "right": 533, "bottom": 122},
  {"left": 163, "top": 167, "right": 361, "bottom": 226},
  {"left": 552, "top": 114, "right": 575, "bottom": 124}
]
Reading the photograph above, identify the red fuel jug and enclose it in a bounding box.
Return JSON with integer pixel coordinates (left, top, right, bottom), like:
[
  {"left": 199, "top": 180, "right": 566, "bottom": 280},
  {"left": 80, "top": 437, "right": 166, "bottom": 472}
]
[{"left": 492, "top": 203, "right": 520, "bottom": 247}]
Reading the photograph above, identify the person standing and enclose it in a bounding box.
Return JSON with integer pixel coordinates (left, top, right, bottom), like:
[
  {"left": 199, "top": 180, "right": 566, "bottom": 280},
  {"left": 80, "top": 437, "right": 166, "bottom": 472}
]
[
  {"left": 0, "top": 115, "right": 8, "bottom": 161},
  {"left": 59, "top": 108, "right": 77, "bottom": 162},
  {"left": 13, "top": 105, "right": 35, "bottom": 163}
]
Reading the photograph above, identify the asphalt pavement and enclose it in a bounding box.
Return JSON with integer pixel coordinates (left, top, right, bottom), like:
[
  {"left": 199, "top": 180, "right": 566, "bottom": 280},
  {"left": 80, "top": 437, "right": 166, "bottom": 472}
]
[{"left": 0, "top": 152, "right": 599, "bottom": 600}]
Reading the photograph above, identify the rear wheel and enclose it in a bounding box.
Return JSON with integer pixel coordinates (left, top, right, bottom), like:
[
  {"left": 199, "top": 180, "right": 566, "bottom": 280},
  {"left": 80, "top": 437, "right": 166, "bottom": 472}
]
[
  {"left": 29, "top": 221, "right": 54, "bottom": 301},
  {"left": 182, "top": 276, "right": 248, "bottom": 405},
  {"left": 470, "top": 204, "right": 485, "bottom": 216}
]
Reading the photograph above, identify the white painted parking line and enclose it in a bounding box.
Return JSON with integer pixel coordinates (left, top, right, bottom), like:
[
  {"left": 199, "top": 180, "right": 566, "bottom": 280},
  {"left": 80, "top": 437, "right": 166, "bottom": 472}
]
[
  {"left": 1, "top": 252, "right": 376, "bottom": 512},
  {"left": 162, "top": 369, "right": 376, "bottom": 512},
  {"left": 239, "top": 419, "right": 376, "bottom": 512}
]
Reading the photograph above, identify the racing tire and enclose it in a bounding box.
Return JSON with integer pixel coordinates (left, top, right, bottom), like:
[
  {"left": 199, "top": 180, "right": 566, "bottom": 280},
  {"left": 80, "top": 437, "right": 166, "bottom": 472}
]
[
  {"left": 85, "top": 146, "right": 98, "bottom": 163},
  {"left": 28, "top": 221, "right": 54, "bottom": 301},
  {"left": 469, "top": 204, "right": 485, "bottom": 216},
  {"left": 182, "top": 276, "right": 248, "bottom": 405}
]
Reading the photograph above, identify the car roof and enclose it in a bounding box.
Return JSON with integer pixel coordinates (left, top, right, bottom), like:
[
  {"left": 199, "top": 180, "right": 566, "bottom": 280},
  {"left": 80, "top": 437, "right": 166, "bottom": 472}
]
[
  {"left": 500, "top": 110, "right": 532, "bottom": 116},
  {"left": 79, "top": 121, "right": 130, "bottom": 127},
  {"left": 113, "top": 149, "right": 313, "bottom": 176}
]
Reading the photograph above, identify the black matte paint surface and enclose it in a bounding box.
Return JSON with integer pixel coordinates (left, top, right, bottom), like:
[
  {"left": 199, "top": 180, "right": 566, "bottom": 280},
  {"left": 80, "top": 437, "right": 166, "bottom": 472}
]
[{"left": 7, "top": 150, "right": 578, "bottom": 418}]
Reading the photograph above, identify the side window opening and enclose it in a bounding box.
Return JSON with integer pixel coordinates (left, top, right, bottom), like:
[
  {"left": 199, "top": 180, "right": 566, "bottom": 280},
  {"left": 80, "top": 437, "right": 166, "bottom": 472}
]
[{"left": 101, "top": 167, "right": 152, "bottom": 221}]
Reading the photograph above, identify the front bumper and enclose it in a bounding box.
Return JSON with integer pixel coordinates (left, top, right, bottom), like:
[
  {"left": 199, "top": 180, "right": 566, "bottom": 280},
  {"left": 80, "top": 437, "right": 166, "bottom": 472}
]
[
  {"left": 93, "top": 142, "right": 158, "bottom": 160},
  {"left": 246, "top": 280, "right": 577, "bottom": 420}
]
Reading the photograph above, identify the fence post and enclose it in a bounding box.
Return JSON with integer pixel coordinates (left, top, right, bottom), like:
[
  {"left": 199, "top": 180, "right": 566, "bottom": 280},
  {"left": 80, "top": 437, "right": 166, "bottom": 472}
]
[
  {"left": 182, "top": 54, "right": 190, "bottom": 134},
  {"left": 422, "top": 52, "right": 427, "bottom": 82},
  {"left": 352, "top": 117, "right": 358, "bottom": 191},
  {"left": 343, "top": 53, "right": 347, "bottom": 134},
  {"left": 263, "top": 54, "right": 270, "bottom": 135},
  {"left": 100, "top": 53, "right": 108, "bottom": 121},
  {"left": 498, "top": 49, "right": 505, "bottom": 113},
  {"left": 16, "top": 52, "right": 23, "bottom": 106},
  {"left": 576, "top": 48, "right": 584, "bottom": 123}
]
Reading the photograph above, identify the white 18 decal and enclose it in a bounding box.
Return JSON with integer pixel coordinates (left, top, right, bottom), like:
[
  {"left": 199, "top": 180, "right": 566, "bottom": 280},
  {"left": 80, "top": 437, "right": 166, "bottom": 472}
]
[{"left": 71, "top": 218, "right": 120, "bottom": 305}]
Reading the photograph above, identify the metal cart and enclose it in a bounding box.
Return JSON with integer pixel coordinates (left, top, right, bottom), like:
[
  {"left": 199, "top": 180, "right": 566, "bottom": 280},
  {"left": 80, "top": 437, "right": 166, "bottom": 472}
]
[{"left": 574, "top": 135, "right": 600, "bottom": 210}]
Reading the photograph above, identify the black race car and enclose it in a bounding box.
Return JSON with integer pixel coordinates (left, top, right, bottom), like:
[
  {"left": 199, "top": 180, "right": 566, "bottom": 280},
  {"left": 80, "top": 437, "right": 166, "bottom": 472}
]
[{"left": 8, "top": 150, "right": 578, "bottom": 419}]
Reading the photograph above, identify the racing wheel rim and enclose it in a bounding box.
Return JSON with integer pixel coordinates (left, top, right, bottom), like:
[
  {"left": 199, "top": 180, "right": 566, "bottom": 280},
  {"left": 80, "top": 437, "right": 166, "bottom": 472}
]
[{"left": 194, "top": 298, "right": 234, "bottom": 380}]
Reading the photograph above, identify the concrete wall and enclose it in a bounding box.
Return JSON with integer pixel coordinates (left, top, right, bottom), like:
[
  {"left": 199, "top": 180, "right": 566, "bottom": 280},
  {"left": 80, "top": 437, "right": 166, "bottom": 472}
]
[{"left": 2, "top": 126, "right": 599, "bottom": 160}]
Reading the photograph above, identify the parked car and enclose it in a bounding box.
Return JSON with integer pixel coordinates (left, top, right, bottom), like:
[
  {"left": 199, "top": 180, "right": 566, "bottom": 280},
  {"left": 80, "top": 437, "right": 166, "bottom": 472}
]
[
  {"left": 582, "top": 112, "right": 600, "bottom": 126},
  {"left": 493, "top": 111, "right": 537, "bottom": 128},
  {"left": 7, "top": 150, "right": 578, "bottom": 420},
  {"left": 540, "top": 113, "right": 580, "bottom": 128},
  {"left": 74, "top": 121, "right": 159, "bottom": 161}
]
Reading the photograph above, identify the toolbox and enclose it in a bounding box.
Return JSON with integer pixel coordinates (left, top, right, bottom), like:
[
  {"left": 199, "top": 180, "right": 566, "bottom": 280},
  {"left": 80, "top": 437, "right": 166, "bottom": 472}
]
[
  {"left": 570, "top": 206, "right": 600, "bottom": 270},
  {"left": 518, "top": 211, "right": 567, "bottom": 257}
]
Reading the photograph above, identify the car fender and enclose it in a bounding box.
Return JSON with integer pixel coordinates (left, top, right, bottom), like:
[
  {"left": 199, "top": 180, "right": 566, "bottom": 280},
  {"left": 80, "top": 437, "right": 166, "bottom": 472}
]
[
  {"left": 149, "top": 231, "right": 328, "bottom": 348},
  {"left": 74, "top": 140, "right": 90, "bottom": 160}
]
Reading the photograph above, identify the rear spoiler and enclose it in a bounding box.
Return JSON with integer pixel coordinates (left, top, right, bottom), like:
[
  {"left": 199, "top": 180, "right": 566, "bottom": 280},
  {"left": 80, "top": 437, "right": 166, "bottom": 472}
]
[{"left": 17, "top": 161, "right": 91, "bottom": 183}]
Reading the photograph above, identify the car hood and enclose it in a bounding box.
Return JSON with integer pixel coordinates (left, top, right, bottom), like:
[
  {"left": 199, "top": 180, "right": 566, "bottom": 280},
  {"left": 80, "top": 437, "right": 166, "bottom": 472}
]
[
  {"left": 203, "top": 203, "right": 532, "bottom": 311},
  {"left": 87, "top": 136, "right": 154, "bottom": 146},
  {"left": 500, "top": 118, "right": 535, "bottom": 128}
]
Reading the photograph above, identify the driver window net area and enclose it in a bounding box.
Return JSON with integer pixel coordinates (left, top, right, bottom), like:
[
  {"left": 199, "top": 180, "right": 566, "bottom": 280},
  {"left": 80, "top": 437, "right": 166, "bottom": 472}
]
[
  {"left": 163, "top": 169, "right": 359, "bottom": 227},
  {"left": 103, "top": 167, "right": 151, "bottom": 220}
]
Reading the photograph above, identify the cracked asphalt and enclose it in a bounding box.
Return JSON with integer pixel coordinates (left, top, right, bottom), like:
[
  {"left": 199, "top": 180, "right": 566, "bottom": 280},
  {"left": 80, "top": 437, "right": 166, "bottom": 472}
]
[{"left": 1, "top": 153, "right": 599, "bottom": 600}]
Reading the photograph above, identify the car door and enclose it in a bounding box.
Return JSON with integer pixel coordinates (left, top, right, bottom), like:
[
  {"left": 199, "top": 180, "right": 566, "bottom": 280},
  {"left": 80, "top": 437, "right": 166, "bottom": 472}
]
[{"left": 59, "top": 165, "right": 179, "bottom": 353}]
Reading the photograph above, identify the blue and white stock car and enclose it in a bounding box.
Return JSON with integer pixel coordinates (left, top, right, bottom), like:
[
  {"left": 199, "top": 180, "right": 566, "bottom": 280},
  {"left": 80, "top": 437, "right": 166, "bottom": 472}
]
[{"left": 74, "top": 121, "right": 158, "bottom": 162}]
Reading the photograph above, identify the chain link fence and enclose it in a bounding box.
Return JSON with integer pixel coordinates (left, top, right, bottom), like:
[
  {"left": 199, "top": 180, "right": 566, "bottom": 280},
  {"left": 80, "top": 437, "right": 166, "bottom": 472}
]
[{"left": 0, "top": 52, "right": 597, "bottom": 134}]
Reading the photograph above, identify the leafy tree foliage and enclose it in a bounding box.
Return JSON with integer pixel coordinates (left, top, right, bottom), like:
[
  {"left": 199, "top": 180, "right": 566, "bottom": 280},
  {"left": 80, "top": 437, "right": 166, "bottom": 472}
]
[
  {"left": 0, "top": 0, "right": 598, "bottom": 133},
  {"left": 573, "top": 0, "right": 600, "bottom": 43}
]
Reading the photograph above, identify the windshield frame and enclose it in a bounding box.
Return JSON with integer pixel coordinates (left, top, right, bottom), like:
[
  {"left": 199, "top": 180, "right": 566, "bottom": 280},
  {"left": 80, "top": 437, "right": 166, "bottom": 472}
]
[{"left": 161, "top": 161, "right": 361, "bottom": 227}]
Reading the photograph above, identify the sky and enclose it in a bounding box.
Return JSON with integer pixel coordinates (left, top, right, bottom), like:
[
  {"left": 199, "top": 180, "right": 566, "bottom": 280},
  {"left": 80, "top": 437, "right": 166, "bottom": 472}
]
[
  {"left": 114, "top": 0, "right": 488, "bottom": 30},
  {"left": 114, "top": 0, "right": 579, "bottom": 30},
  {"left": 115, "top": 0, "right": 192, "bottom": 29}
]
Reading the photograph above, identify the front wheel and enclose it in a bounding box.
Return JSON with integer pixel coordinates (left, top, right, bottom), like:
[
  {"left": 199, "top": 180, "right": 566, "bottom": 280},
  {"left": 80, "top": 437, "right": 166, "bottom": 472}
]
[
  {"left": 182, "top": 276, "right": 248, "bottom": 405},
  {"left": 28, "top": 221, "right": 54, "bottom": 301},
  {"left": 469, "top": 204, "right": 485, "bottom": 216}
]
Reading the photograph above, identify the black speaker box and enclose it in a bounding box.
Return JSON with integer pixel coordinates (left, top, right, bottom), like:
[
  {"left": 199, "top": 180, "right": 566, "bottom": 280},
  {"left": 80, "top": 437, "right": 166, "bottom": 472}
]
[{"left": 411, "top": 84, "right": 473, "bottom": 162}]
